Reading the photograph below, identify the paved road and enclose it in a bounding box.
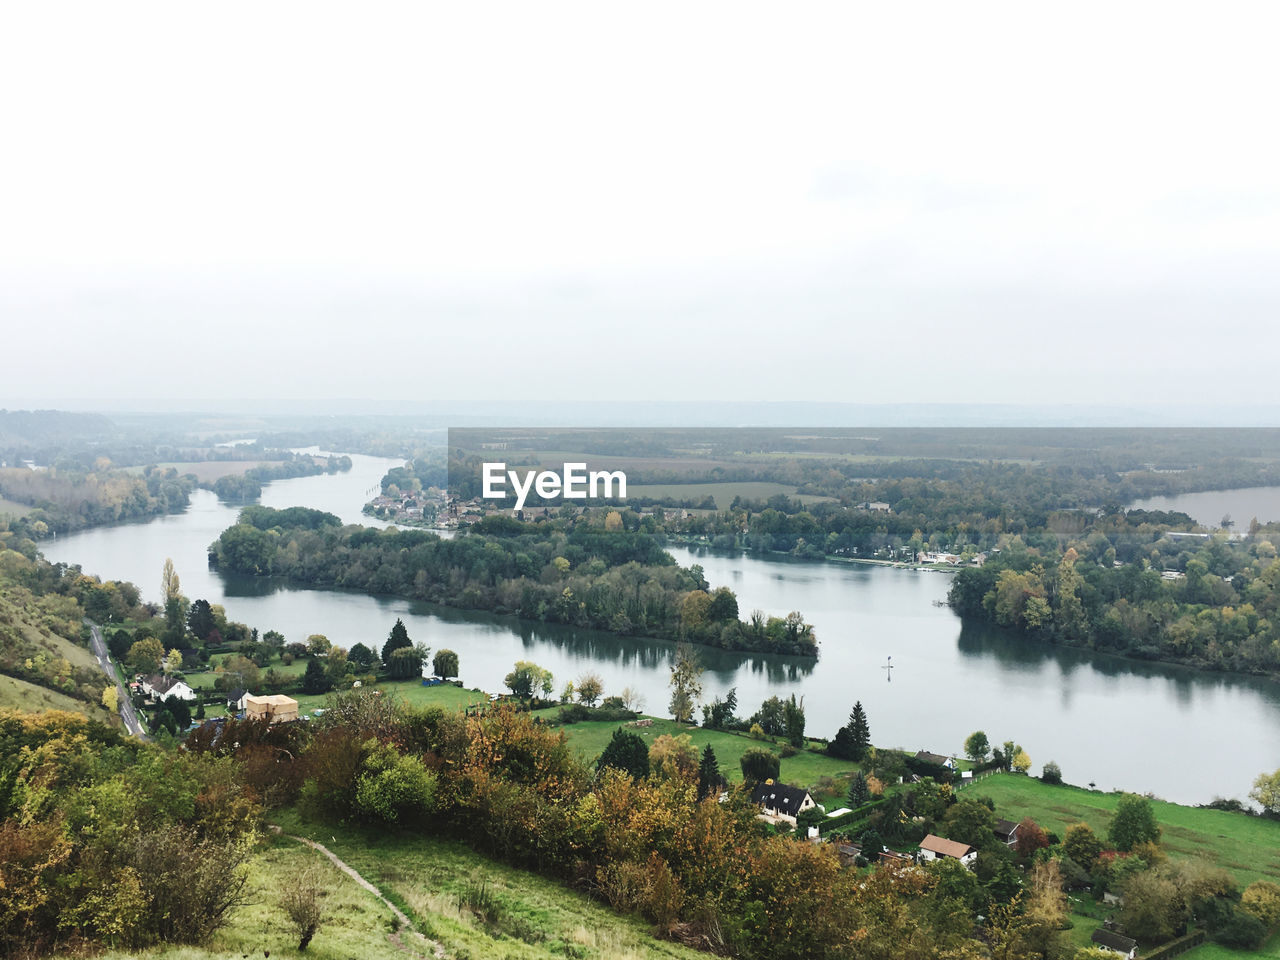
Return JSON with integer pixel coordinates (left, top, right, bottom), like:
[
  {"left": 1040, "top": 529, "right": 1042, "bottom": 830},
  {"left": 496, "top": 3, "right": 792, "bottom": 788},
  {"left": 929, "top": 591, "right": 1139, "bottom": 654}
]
[{"left": 85, "top": 620, "right": 147, "bottom": 738}]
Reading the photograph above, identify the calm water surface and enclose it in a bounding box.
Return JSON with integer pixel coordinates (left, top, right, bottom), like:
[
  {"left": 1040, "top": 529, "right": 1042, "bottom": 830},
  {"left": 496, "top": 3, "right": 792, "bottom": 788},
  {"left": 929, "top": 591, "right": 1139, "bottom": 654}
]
[
  {"left": 1131, "top": 485, "right": 1280, "bottom": 529},
  {"left": 39, "top": 458, "right": 1280, "bottom": 804}
]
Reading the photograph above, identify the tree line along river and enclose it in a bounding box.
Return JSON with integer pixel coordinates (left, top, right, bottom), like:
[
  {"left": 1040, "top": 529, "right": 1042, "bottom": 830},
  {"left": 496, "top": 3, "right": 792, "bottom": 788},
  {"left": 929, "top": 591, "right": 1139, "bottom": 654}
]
[{"left": 37, "top": 453, "right": 1280, "bottom": 806}]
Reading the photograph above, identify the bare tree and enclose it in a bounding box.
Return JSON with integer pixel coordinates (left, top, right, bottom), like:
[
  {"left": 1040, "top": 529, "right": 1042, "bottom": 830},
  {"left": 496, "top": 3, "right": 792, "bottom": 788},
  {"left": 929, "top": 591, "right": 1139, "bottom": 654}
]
[{"left": 280, "top": 865, "right": 328, "bottom": 950}]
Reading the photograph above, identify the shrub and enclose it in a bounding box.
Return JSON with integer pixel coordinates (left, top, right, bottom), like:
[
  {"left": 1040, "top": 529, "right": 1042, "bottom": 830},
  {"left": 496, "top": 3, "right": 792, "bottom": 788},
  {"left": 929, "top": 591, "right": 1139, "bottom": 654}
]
[
  {"left": 1041, "top": 760, "right": 1063, "bottom": 785},
  {"left": 740, "top": 748, "right": 780, "bottom": 784},
  {"left": 1213, "top": 908, "right": 1267, "bottom": 950}
]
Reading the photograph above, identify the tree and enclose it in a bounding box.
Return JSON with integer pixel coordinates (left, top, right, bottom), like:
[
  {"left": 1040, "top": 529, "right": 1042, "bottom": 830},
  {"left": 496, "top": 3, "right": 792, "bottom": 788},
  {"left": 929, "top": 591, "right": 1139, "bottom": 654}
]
[
  {"left": 1118, "top": 869, "right": 1183, "bottom": 943},
  {"left": 1241, "top": 881, "right": 1280, "bottom": 927},
  {"left": 163, "top": 648, "right": 183, "bottom": 676},
  {"left": 280, "top": 866, "right": 327, "bottom": 951},
  {"left": 829, "top": 701, "right": 870, "bottom": 762},
  {"left": 1013, "top": 817, "right": 1050, "bottom": 859},
  {"left": 187, "top": 598, "right": 215, "bottom": 640},
  {"left": 387, "top": 646, "right": 424, "bottom": 679},
  {"left": 701, "top": 687, "right": 738, "bottom": 729},
  {"left": 749, "top": 696, "right": 787, "bottom": 737},
  {"left": 1249, "top": 768, "right": 1280, "bottom": 815},
  {"left": 161, "top": 557, "right": 181, "bottom": 607},
  {"left": 302, "top": 657, "right": 333, "bottom": 695},
  {"left": 1062, "top": 822, "right": 1104, "bottom": 871},
  {"left": 307, "top": 633, "right": 332, "bottom": 656},
  {"left": 1041, "top": 760, "right": 1063, "bottom": 785},
  {"left": 262, "top": 629, "right": 285, "bottom": 649},
  {"left": 847, "top": 701, "right": 871, "bottom": 760},
  {"left": 1109, "top": 793, "right": 1160, "bottom": 852},
  {"left": 740, "top": 747, "right": 780, "bottom": 784},
  {"left": 128, "top": 637, "right": 166, "bottom": 675},
  {"left": 650, "top": 733, "right": 699, "bottom": 781},
  {"left": 847, "top": 770, "right": 871, "bottom": 808},
  {"left": 597, "top": 728, "right": 649, "bottom": 779},
  {"left": 964, "top": 730, "right": 989, "bottom": 763},
  {"left": 381, "top": 619, "right": 411, "bottom": 665},
  {"left": 347, "top": 642, "right": 377, "bottom": 672},
  {"left": 216, "top": 654, "right": 259, "bottom": 693},
  {"left": 1011, "top": 749, "right": 1032, "bottom": 774},
  {"left": 576, "top": 671, "right": 604, "bottom": 707},
  {"left": 504, "top": 660, "right": 553, "bottom": 699},
  {"left": 620, "top": 686, "right": 645, "bottom": 713},
  {"left": 942, "top": 798, "right": 996, "bottom": 848},
  {"left": 783, "top": 694, "right": 805, "bottom": 747},
  {"left": 101, "top": 685, "right": 118, "bottom": 713},
  {"left": 432, "top": 648, "right": 459, "bottom": 680},
  {"left": 667, "top": 642, "right": 703, "bottom": 724},
  {"left": 697, "top": 745, "right": 722, "bottom": 800}
]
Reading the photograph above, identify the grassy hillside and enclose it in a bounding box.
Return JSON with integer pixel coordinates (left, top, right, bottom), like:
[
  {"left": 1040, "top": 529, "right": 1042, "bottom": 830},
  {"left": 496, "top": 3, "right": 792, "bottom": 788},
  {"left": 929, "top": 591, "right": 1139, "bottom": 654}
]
[
  {"left": 541, "top": 713, "right": 859, "bottom": 799},
  {"left": 272, "top": 809, "right": 710, "bottom": 960},
  {"left": 54, "top": 833, "right": 421, "bottom": 960},
  {"left": 0, "top": 672, "right": 109, "bottom": 720},
  {"left": 966, "top": 773, "right": 1280, "bottom": 888}
]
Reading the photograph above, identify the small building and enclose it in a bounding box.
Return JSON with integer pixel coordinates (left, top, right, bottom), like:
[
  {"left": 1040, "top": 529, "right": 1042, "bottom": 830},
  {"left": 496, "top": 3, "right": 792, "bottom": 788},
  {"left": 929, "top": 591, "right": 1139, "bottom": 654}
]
[
  {"left": 993, "top": 818, "right": 1020, "bottom": 847},
  {"left": 918, "top": 834, "right": 977, "bottom": 868},
  {"left": 243, "top": 694, "right": 300, "bottom": 723},
  {"left": 914, "top": 750, "right": 956, "bottom": 770},
  {"left": 752, "top": 781, "right": 816, "bottom": 825},
  {"left": 226, "top": 688, "right": 248, "bottom": 711},
  {"left": 143, "top": 675, "right": 196, "bottom": 702},
  {"left": 1089, "top": 928, "right": 1138, "bottom": 958},
  {"left": 835, "top": 843, "right": 863, "bottom": 867}
]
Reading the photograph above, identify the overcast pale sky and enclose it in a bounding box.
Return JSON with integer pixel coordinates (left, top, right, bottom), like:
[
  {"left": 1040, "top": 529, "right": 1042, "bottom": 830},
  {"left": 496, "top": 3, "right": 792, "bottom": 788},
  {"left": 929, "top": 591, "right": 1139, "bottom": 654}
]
[{"left": 3, "top": 3, "right": 1279, "bottom": 409}]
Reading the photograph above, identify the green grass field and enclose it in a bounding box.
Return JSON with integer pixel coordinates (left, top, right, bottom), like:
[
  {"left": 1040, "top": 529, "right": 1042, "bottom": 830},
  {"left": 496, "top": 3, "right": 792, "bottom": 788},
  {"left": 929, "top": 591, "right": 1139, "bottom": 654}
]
[
  {"left": 539, "top": 713, "right": 859, "bottom": 800},
  {"left": 54, "top": 832, "right": 419, "bottom": 960},
  {"left": 0, "top": 494, "right": 33, "bottom": 518},
  {"left": 0, "top": 673, "right": 111, "bottom": 720},
  {"left": 966, "top": 773, "right": 1280, "bottom": 889},
  {"left": 272, "top": 808, "right": 708, "bottom": 960}
]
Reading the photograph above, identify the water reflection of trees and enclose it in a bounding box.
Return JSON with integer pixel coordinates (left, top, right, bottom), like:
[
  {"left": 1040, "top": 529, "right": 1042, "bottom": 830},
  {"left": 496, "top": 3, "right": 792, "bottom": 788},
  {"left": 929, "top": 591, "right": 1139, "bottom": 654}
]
[{"left": 956, "top": 619, "right": 1280, "bottom": 700}]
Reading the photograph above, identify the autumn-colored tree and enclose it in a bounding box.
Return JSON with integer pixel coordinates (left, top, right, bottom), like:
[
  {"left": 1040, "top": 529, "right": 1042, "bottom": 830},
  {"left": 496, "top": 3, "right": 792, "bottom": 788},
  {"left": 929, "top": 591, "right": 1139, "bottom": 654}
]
[
  {"left": 649, "top": 733, "right": 698, "bottom": 782},
  {"left": 1013, "top": 817, "right": 1050, "bottom": 859},
  {"left": 667, "top": 643, "right": 702, "bottom": 723},
  {"left": 575, "top": 671, "right": 604, "bottom": 707},
  {"left": 1062, "top": 822, "right": 1104, "bottom": 871},
  {"left": 128, "top": 637, "right": 166, "bottom": 675}
]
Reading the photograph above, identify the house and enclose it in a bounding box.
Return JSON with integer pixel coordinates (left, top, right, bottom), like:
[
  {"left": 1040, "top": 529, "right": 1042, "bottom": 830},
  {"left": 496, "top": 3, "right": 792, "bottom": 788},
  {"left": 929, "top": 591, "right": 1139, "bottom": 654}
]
[
  {"left": 143, "top": 675, "right": 196, "bottom": 702},
  {"left": 918, "top": 834, "right": 977, "bottom": 868},
  {"left": 915, "top": 750, "right": 956, "bottom": 770},
  {"left": 752, "top": 781, "right": 816, "bottom": 825},
  {"left": 993, "top": 818, "right": 1020, "bottom": 847},
  {"left": 225, "top": 688, "right": 248, "bottom": 711},
  {"left": 243, "top": 694, "right": 300, "bottom": 723},
  {"left": 1089, "top": 928, "right": 1138, "bottom": 958}
]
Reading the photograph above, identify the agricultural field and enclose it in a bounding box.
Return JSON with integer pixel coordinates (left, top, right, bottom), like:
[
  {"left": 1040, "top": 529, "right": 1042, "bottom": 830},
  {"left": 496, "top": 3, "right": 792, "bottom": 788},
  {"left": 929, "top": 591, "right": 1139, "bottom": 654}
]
[
  {"left": 0, "top": 494, "right": 33, "bottom": 519},
  {"left": 966, "top": 773, "right": 1280, "bottom": 889},
  {"left": 628, "top": 481, "right": 832, "bottom": 509},
  {"left": 272, "top": 808, "right": 709, "bottom": 960}
]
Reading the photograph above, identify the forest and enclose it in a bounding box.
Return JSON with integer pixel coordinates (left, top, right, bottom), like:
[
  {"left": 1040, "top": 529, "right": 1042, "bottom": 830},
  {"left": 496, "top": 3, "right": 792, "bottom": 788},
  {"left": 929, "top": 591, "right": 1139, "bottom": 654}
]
[{"left": 210, "top": 508, "right": 818, "bottom": 656}]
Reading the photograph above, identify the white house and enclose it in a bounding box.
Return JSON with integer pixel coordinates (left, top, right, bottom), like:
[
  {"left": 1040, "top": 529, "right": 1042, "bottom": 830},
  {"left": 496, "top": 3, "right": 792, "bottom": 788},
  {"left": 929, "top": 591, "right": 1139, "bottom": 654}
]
[
  {"left": 143, "top": 675, "right": 196, "bottom": 702},
  {"left": 1089, "top": 928, "right": 1138, "bottom": 958},
  {"left": 915, "top": 750, "right": 957, "bottom": 770},
  {"left": 918, "top": 834, "right": 977, "bottom": 869},
  {"left": 751, "top": 781, "right": 817, "bottom": 826}
]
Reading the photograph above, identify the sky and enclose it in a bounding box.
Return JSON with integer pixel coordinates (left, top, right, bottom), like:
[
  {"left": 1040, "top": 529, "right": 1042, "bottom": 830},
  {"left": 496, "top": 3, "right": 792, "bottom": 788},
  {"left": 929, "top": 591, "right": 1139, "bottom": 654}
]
[{"left": 3, "top": 3, "right": 1280, "bottom": 412}]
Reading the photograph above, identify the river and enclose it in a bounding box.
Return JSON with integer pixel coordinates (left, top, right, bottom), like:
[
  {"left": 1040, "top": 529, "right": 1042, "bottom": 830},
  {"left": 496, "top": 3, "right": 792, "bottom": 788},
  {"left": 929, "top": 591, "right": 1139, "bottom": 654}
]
[
  {"left": 1131, "top": 485, "right": 1280, "bottom": 531},
  {"left": 38, "top": 455, "right": 1280, "bottom": 805}
]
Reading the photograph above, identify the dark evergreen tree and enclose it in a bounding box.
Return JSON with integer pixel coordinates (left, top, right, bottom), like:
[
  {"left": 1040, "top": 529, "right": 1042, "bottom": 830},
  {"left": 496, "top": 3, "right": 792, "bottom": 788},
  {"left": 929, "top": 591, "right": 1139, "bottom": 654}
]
[
  {"left": 302, "top": 656, "right": 333, "bottom": 694},
  {"left": 382, "top": 618, "right": 412, "bottom": 666},
  {"left": 696, "top": 744, "right": 722, "bottom": 800},
  {"left": 784, "top": 694, "right": 806, "bottom": 747},
  {"left": 597, "top": 728, "right": 650, "bottom": 779},
  {"left": 847, "top": 770, "right": 871, "bottom": 808},
  {"left": 848, "top": 701, "right": 871, "bottom": 760},
  {"left": 186, "top": 598, "right": 215, "bottom": 640}
]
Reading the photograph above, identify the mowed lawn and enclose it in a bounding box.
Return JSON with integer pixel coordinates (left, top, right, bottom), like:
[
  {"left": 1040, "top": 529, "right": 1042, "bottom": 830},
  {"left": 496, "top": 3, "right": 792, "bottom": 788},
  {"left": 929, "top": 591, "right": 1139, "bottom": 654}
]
[
  {"left": 273, "top": 808, "right": 709, "bottom": 960},
  {"left": 541, "top": 714, "right": 859, "bottom": 795},
  {"left": 966, "top": 773, "right": 1280, "bottom": 889}
]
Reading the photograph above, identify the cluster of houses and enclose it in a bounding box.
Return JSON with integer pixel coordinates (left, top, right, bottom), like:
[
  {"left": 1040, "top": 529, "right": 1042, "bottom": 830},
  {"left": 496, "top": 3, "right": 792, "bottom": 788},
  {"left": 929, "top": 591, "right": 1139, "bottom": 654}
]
[
  {"left": 749, "top": 776, "right": 1139, "bottom": 957},
  {"left": 135, "top": 673, "right": 300, "bottom": 725}
]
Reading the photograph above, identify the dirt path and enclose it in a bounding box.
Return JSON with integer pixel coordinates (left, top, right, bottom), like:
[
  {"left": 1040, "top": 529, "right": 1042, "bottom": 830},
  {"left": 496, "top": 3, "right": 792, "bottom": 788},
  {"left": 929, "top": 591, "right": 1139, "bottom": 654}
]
[{"left": 274, "top": 827, "right": 445, "bottom": 958}]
